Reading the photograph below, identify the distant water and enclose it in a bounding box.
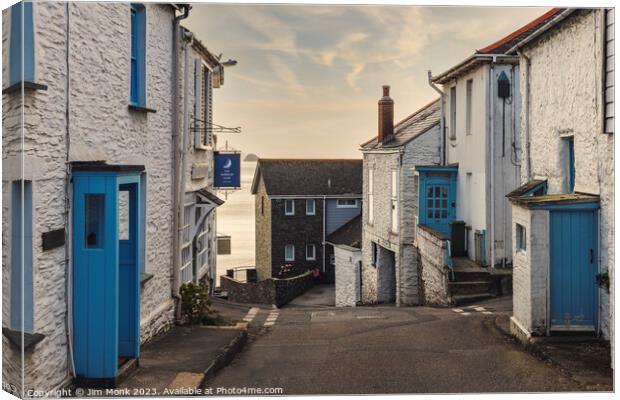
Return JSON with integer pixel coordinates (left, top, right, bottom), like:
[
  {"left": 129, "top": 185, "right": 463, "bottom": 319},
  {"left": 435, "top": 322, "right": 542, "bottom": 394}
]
[{"left": 215, "top": 161, "right": 257, "bottom": 286}]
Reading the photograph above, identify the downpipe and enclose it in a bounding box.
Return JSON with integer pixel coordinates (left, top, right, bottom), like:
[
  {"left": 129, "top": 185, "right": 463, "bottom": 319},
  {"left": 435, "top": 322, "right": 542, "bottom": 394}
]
[
  {"left": 427, "top": 70, "right": 446, "bottom": 165},
  {"left": 518, "top": 50, "right": 532, "bottom": 180},
  {"left": 489, "top": 64, "right": 496, "bottom": 268},
  {"left": 171, "top": 5, "right": 190, "bottom": 321}
]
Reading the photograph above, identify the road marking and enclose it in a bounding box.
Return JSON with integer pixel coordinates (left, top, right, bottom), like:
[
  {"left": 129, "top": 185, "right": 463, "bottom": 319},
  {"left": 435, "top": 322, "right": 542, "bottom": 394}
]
[
  {"left": 460, "top": 312, "right": 471, "bottom": 316},
  {"left": 482, "top": 311, "right": 493, "bottom": 315},
  {"left": 243, "top": 307, "right": 260, "bottom": 322},
  {"left": 264, "top": 310, "right": 279, "bottom": 327},
  {"left": 474, "top": 307, "right": 486, "bottom": 312},
  {"left": 452, "top": 308, "right": 464, "bottom": 313}
]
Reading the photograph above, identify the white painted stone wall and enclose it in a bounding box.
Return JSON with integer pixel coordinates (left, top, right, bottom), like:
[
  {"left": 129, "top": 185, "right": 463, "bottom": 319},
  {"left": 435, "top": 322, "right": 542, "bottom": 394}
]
[
  {"left": 334, "top": 245, "right": 361, "bottom": 307},
  {"left": 519, "top": 9, "right": 613, "bottom": 339},
  {"left": 510, "top": 204, "right": 549, "bottom": 337},
  {"left": 1, "top": 3, "right": 220, "bottom": 393},
  {"left": 416, "top": 226, "right": 450, "bottom": 306},
  {"left": 361, "top": 126, "right": 440, "bottom": 305}
]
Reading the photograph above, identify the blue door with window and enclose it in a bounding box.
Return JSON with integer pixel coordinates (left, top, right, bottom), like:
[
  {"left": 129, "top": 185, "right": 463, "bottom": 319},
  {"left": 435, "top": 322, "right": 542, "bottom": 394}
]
[
  {"left": 417, "top": 166, "right": 458, "bottom": 236},
  {"left": 549, "top": 208, "right": 598, "bottom": 330},
  {"left": 73, "top": 166, "right": 143, "bottom": 380}
]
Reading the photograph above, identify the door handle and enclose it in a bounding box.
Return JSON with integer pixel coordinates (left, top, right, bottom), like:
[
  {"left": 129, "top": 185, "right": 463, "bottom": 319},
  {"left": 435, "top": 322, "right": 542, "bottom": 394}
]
[{"left": 590, "top": 249, "right": 594, "bottom": 264}]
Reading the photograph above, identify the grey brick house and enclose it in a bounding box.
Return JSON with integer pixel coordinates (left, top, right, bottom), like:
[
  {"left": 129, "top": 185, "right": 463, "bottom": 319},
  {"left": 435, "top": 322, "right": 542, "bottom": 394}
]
[
  {"left": 251, "top": 159, "right": 363, "bottom": 281},
  {"left": 360, "top": 87, "right": 441, "bottom": 305}
]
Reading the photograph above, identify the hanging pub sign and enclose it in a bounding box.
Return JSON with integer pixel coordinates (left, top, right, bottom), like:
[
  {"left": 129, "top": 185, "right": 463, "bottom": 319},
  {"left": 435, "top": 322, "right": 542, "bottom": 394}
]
[{"left": 214, "top": 152, "right": 241, "bottom": 188}]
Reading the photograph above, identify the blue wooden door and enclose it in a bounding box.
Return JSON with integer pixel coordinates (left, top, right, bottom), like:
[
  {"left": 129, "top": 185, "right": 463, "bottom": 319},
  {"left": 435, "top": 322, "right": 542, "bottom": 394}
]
[
  {"left": 550, "top": 210, "right": 598, "bottom": 330},
  {"left": 73, "top": 174, "right": 119, "bottom": 379},
  {"left": 423, "top": 178, "right": 456, "bottom": 236},
  {"left": 118, "top": 183, "right": 140, "bottom": 359}
]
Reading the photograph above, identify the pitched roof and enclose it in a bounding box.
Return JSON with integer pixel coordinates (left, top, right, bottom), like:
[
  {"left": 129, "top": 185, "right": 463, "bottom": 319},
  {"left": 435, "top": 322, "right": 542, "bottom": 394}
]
[
  {"left": 477, "top": 8, "right": 564, "bottom": 54},
  {"left": 251, "top": 159, "right": 363, "bottom": 196},
  {"left": 506, "top": 179, "right": 547, "bottom": 199},
  {"left": 432, "top": 8, "right": 564, "bottom": 84},
  {"left": 361, "top": 99, "right": 440, "bottom": 150},
  {"left": 326, "top": 214, "right": 362, "bottom": 248}
]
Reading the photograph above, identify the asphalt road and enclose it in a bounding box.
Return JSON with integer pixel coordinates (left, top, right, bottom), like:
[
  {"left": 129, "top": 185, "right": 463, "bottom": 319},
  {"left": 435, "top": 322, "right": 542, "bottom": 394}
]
[{"left": 207, "top": 296, "right": 584, "bottom": 395}]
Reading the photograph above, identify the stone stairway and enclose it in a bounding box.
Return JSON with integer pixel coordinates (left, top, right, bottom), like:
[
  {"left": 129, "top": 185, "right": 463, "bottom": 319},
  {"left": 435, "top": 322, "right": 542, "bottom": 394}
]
[{"left": 448, "top": 257, "right": 512, "bottom": 306}]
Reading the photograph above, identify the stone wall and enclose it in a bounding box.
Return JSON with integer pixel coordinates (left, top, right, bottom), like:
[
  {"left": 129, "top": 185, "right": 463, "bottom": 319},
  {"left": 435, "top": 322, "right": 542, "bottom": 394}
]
[
  {"left": 520, "top": 9, "right": 613, "bottom": 339},
  {"left": 334, "top": 245, "right": 361, "bottom": 307},
  {"left": 510, "top": 204, "right": 549, "bottom": 337},
  {"left": 254, "top": 175, "right": 272, "bottom": 281},
  {"left": 0, "top": 3, "right": 193, "bottom": 393},
  {"left": 360, "top": 126, "right": 440, "bottom": 306},
  {"left": 417, "top": 225, "right": 450, "bottom": 306},
  {"left": 221, "top": 271, "right": 314, "bottom": 308},
  {"left": 270, "top": 198, "right": 324, "bottom": 277}
]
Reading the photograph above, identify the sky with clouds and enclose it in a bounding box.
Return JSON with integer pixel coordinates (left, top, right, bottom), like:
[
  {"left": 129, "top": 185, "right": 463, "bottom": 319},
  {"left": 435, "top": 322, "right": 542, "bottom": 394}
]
[{"left": 185, "top": 4, "right": 545, "bottom": 159}]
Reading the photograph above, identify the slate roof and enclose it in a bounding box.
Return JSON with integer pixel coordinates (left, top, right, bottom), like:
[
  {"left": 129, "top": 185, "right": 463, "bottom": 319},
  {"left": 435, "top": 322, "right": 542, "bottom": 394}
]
[
  {"left": 251, "top": 159, "right": 363, "bottom": 196},
  {"left": 361, "top": 99, "right": 440, "bottom": 150},
  {"left": 509, "top": 193, "right": 599, "bottom": 208},
  {"left": 326, "top": 215, "right": 362, "bottom": 248},
  {"left": 506, "top": 179, "right": 547, "bottom": 199},
  {"left": 476, "top": 8, "right": 564, "bottom": 54},
  {"left": 197, "top": 188, "right": 225, "bottom": 206}
]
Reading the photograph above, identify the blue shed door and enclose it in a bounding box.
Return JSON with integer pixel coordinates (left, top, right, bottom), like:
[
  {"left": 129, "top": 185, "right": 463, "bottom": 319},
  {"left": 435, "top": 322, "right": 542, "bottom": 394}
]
[
  {"left": 550, "top": 210, "right": 598, "bottom": 330},
  {"left": 73, "top": 175, "right": 119, "bottom": 379}
]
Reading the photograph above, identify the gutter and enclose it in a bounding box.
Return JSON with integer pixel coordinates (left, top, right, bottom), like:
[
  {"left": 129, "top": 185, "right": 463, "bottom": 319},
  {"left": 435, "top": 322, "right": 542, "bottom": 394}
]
[
  {"left": 171, "top": 4, "right": 190, "bottom": 321},
  {"left": 431, "top": 54, "right": 519, "bottom": 85},
  {"left": 427, "top": 70, "right": 446, "bottom": 165}
]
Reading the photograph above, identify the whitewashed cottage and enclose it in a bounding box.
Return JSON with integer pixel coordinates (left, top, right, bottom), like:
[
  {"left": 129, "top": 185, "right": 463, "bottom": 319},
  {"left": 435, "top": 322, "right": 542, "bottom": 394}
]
[
  {"left": 2, "top": 2, "right": 227, "bottom": 394},
  {"left": 359, "top": 86, "right": 441, "bottom": 305},
  {"left": 416, "top": 10, "right": 560, "bottom": 306},
  {"left": 505, "top": 9, "right": 614, "bottom": 352}
]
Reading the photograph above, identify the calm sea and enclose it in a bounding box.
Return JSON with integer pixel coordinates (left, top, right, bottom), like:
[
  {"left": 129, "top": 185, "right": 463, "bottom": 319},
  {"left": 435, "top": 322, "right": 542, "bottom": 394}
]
[{"left": 215, "top": 160, "right": 257, "bottom": 285}]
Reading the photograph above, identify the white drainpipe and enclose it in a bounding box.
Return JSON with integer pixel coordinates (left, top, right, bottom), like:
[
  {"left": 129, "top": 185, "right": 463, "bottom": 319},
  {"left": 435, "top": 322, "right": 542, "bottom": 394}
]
[
  {"left": 322, "top": 195, "right": 327, "bottom": 273},
  {"left": 427, "top": 70, "right": 446, "bottom": 165},
  {"left": 489, "top": 64, "right": 496, "bottom": 268},
  {"left": 518, "top": 50, "right": 532, "bottom": 180}
]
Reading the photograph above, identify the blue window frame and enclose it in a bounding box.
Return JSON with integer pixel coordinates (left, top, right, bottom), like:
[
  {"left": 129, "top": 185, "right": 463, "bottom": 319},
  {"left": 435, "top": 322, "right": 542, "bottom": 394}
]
[
  {"left": 11, "top": 180, "right": 34, "bottom": 333},
  {"left": 9, "top": 1, "right": 35, "bottom": 85},
  {"left": 130, "top": 4, "right": 146, "bottom": 106},
  {"left": 416, "top": 166, "right": 457, "bottom": 236}
]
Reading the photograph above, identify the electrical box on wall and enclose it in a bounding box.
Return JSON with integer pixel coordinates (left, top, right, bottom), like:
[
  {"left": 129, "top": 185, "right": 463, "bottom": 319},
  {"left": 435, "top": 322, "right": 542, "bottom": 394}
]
[{"left": 497, "top": 71, "right": 510, "bottom": 98}]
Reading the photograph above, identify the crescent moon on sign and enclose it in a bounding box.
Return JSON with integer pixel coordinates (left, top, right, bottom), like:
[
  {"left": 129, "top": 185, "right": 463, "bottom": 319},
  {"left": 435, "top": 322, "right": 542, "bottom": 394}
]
[{"left": 223, "top": 158, "right": 232, "bottom": 169}]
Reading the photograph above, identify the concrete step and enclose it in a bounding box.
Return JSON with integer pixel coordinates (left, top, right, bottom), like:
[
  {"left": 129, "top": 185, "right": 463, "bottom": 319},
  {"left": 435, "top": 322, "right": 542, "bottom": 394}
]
[
  {"left": 448, "top": 281, "right": 490, "bottom": 296},
  {"left": 452, "top": 270, "right": 491, "bottom": 282},
  {"left": 451, "top": 292, "right": 495, "bottom": 306}
]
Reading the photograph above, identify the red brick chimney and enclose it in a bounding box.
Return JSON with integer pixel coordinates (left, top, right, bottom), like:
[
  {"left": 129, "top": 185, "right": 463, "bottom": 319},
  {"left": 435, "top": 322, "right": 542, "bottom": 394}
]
[{"left": 378, "top": 85, "right": 394, "bottom": 144}]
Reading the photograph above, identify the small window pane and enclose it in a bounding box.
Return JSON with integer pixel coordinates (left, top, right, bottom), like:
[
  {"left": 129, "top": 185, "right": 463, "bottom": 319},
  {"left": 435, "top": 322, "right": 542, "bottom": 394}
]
[
  {"left": 442, "top": 199, "right": 447, "bottom": 208},
  {"left": 85, "top": 194, "right": 105, "bottom": 248},
  {"left": 427, "top": 187, "right": 433, "bottom": 197},
  {"left": 435, "top": 187, "right": 440, "bottom": 196},
  {"left": 441, "top": 210, "right": 448, "bottom": 218},
  {"left": 434, "top": 211, "right": 440, "bottom": 218},
  {"left": 427, "top": 199, "right": 433, "bottom": 208},
  {"left": 427, "top": 210, "right": 433, "bottom": 218},
  {"left": 435, "top": 199, "right": 440, "bottom": 207},
  {"left": 119, "top": 190, "right": 130, "bottom": 240}
]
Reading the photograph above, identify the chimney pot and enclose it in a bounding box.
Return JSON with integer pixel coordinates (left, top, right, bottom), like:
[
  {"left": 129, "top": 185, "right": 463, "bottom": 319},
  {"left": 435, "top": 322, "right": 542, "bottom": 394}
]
[{"left": 378, "top": 85, "right": 394, "bottom": 144}]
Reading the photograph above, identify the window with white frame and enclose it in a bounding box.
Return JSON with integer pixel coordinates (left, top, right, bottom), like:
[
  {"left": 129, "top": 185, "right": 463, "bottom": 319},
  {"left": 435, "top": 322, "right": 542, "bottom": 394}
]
[
  {"left": 195, "top": 213, "right": 209, "bottom": 277},
  {"left": 368, "top": 169, "right": 374, "bottom": 224},
  {"left": 285, "top": 199, "right": 295, "bottom": 215},
  {"left": 180, "top": 201, "right": 194, "bottom": 283},
  {"left": 337, "top": 199, "right": 357, "bottom": 208},
  {"left": 391, "top": 170, "right": 398, "bottom": 232},
  {"left": 306, "top": 244, "right": 316, "bottom": 260},
  {"left": 306, "top": 199, "right": 315, "bottom": 215},
  {"left": 285, "top": 244, "right": 295, "bottom": 261}
]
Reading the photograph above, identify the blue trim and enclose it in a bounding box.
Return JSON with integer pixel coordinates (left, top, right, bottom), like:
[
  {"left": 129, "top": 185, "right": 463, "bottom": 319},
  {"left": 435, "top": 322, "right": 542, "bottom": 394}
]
[
  {"left": 130, "top": 4, "right": 146, "bottom": 106},
  {"left": 417, "top": 168, "right": 457, "bottom": 235},
  {"left": 415, "top": 165, "right": 458, "bottom": 173},
  {"left": 10, "top": 181, "right": 33, "bottom": 333},
  {"left": 9, "top": 1, "right": 35, "bottom": 85},
  {"left": 522, "top": 181, "right": 548, "bottom": 197},
  {"left": 530, "top": 201, "right": 599, "bottom": 211}
]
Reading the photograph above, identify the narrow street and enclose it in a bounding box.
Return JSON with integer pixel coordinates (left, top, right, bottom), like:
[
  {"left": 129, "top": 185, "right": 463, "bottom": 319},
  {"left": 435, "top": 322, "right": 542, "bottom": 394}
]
[{"left": 206, "top": 296, "right": 583, "bottom": 394}]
